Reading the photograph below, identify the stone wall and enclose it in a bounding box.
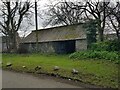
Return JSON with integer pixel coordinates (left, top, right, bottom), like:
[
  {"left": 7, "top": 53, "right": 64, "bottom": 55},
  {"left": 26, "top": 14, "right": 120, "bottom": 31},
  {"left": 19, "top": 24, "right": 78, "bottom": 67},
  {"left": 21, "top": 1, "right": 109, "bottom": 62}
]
[
  {"left": 75, "top": 39, "right": 87, "bottom": 51},
  {"left": 21, "top": 39, "right": 87, "bottom": 54},
  {"left": 26, "top": 40, "right": 75, "bottom": 54},
  {"left": 21, "top": 42, "right": 55, "bottom": 53}
]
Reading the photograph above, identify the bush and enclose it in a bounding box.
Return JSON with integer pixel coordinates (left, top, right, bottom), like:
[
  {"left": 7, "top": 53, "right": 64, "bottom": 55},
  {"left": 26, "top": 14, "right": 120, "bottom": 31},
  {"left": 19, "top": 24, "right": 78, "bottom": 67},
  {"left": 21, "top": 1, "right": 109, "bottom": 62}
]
[
  {"left": 91, "top": 40, "right": 120, "bottom": 52},
  {"left": 107, "top": 39, "right": 120, "bottom": 52},
  {"left": 69, "top": 51, "right": 120, "bottom": 61}
]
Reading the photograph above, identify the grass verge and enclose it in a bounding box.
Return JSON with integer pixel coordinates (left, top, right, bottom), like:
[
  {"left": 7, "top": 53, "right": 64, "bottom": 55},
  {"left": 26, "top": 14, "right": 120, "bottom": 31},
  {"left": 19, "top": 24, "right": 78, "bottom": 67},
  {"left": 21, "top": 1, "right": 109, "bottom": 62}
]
[{"left": 2, "top": 53, "right": 119, "bottom": 88}]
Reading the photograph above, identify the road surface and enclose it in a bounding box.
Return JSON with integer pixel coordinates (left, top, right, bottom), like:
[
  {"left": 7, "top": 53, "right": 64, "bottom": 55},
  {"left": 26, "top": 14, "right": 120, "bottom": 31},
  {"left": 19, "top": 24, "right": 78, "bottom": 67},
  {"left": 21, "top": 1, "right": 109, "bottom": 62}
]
[
  {"left": 0, "top": 69, "right": 2, "bottom": 89},
  {"left": 2, "top": 70, "right": 87, "bottom": 88}
]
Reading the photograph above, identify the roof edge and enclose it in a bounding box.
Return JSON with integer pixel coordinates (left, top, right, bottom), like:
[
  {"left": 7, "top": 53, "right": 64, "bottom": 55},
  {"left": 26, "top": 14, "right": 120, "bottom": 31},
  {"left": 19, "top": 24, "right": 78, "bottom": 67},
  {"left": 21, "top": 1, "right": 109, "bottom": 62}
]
[
  {"left": 32, "top": 23, "right": 84, "bottom": 32},
  {"left": 21, "top": 38, "right": 86, "bottom": 44}
]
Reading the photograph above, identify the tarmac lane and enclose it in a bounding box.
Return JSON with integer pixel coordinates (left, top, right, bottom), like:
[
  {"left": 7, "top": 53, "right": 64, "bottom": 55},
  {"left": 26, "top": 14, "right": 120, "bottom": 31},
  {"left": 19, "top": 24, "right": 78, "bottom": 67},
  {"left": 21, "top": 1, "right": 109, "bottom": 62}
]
[
  {"left": 2, "top": 70, "right": 86, "bottom": 88},
  {"left": 0, "top": 69, "right": 2, "bottom": 89}
]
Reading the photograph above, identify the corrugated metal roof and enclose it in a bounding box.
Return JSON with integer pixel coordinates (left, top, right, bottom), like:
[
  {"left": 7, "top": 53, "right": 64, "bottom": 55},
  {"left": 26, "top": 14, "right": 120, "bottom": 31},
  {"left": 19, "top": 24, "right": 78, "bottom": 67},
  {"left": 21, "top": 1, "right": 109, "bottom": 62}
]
[{"left": 22, "top": 24, "right": 86, "bottom": 43}]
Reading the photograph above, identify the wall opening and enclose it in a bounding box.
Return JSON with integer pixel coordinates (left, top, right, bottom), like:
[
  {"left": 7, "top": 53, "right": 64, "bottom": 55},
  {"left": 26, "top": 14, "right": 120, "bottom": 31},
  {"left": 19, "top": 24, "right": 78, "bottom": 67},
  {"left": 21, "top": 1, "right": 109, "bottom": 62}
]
[{"left": 54, "top": 40, "right": 75, "bottom": 54}]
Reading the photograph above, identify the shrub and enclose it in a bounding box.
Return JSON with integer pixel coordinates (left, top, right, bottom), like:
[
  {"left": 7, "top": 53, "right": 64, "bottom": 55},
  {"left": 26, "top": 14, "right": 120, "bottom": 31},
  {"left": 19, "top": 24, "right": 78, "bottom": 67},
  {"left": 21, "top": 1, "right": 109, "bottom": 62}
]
[
  {"left": 69, "top": 51, "right": 119, "bottom": 61},
  {"left": 83, "top": 19, "right": 97, "bottom": 49},
  {"left": 107, "top": 39, "right": 120, "bottom": 52},
  {"left": 91, "top": 40, "right": 120, "bottom": 52}
]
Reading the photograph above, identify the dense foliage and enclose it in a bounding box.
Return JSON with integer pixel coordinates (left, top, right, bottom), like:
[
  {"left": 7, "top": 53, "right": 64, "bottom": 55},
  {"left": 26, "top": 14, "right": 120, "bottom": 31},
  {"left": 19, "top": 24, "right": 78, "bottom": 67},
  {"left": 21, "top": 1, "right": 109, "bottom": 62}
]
[
  {"left": 91, "top": 40, "right": 120, "bottom": 52},
  {"left": 70, "top": 40, "right": 120, "bottom": 62},
  {"left": 83, "top": 20, "right": 97, "bottom": 49},
  {"left": 69, "top": 51, "right": 120, "bottom": 61}
]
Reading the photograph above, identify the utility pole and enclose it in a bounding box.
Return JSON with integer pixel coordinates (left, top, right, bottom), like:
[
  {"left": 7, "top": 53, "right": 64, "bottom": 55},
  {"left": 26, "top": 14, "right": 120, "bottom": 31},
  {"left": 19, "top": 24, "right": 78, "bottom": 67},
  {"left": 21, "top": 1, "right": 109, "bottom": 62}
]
[{"left": 35, "top": 0, "right": 38, "bottom": 52}]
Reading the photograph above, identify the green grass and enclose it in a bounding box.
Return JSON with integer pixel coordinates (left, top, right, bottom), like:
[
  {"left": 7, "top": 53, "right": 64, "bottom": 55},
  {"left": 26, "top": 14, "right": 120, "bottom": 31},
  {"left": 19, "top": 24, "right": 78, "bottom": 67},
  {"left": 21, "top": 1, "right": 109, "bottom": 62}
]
[{"left": 2, "top": 53, "right": 119, "bottom": 88}]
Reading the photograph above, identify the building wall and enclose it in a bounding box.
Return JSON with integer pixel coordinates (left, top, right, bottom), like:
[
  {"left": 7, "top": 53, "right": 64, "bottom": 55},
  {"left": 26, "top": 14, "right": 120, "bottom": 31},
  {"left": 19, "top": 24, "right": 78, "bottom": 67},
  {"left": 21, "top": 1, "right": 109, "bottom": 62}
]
[
  {"left": 104, "top": 33, "right": 117, "bottom": 40},
  {"left": 0, "top": 37, "right": 2, "bottom": 53},
  {"left": 21, "top": 40, "right": 75, "bottom": 54},
  {"left": 75, "top": 39, "right": 87, "bottom": 51},
  {"left": 21, "top": 39, "right": 87, "bottom": 54},
  {"left": 2, "top": 43, "right": 7, "bottom": 52},
  {"left": 20, "top": 42, "right": 55, "bottom": 53}
]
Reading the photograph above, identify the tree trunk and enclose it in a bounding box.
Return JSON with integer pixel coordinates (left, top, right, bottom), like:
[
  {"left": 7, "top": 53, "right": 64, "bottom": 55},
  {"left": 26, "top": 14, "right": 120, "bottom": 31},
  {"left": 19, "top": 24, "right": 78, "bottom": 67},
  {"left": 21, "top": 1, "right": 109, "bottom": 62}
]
[
  {"left": 97, "top": 20, "right": 104, "bottom": 42},
  {"left": 8, "top": 32, "right": 17, "bottom": 53},
  {"left": 99, "top": 29, "right": 104, "bottom": 42},
  {"left": 12, "top": 32, "right": 17, "bottom": 53},
  {"left": 5, "top": 35, "right": 10, "bottom": 53},
  {"left": 116, "top": 29, "right": 120, "bottom": 41}
]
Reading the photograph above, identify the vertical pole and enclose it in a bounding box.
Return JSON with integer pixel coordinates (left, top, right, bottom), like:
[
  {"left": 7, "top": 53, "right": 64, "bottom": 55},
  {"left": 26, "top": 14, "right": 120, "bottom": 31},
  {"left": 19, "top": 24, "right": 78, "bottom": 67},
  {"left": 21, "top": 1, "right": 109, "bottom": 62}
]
[{"left": 35, "top": 0, "right": 38, "bottom": 52}]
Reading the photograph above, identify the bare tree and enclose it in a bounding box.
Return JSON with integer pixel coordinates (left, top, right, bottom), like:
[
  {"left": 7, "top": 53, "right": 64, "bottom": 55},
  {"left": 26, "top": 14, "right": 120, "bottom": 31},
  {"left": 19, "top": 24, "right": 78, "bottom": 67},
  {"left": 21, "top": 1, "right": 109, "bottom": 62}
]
[
  {"left": 42, "top": 0, "right": 112, "bottom": 41},
  {"left": 42, "top": 0, "right": 84, "bottom": 26},
  {"left": 72, "top": 0, "right": 111, "bottom": 41},
  {"left": 0, "top": 0, "right": 33, "bottom": 52},
  {"left": 108, "top": 2, "right": 120, "bottom": 41}
]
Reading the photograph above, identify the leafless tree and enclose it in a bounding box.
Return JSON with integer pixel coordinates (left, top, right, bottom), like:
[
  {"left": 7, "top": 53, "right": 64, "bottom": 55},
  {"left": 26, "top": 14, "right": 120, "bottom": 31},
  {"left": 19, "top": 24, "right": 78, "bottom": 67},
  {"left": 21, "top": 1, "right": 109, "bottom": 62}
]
[
  {"left": 42, "top": 0, "right": 85, "bottom": 26},
  {"left": 42, "top": 0, "right": 112, "bottom": 41},
  {"left": 73, "top": 0, "right": 111, "bottom": 41},
  {"left": 108, "top": 2, "right": 120, "bottom": 40},
  {"left": 0, "top": 0, "right": 33, "bottom": 52}
]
